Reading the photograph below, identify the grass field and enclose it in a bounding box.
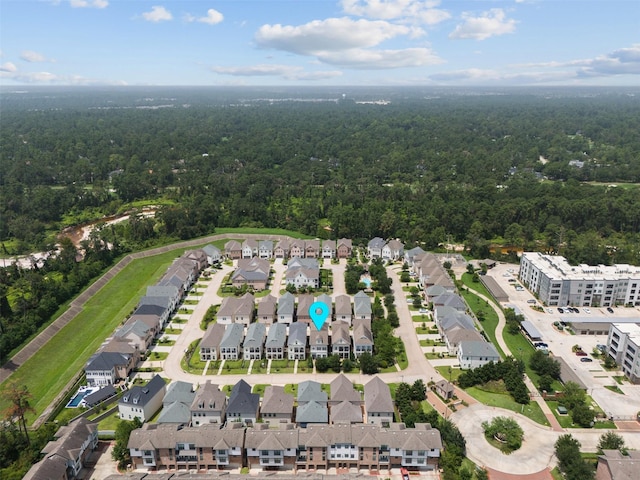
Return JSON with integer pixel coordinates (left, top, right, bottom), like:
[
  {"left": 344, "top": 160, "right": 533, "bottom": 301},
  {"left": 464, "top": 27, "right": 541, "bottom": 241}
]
[
  {"left": 459, "top": 287, "right": 506, "bottom": 358},
  {"left": 466, "top": 386, "right": 549, "bottom": 426},
  {"left": 0, "top": 249, "right": 183, "bottom": 424},
  {"left": 0, "top": 228, "right": 322, "bottom": 425}
]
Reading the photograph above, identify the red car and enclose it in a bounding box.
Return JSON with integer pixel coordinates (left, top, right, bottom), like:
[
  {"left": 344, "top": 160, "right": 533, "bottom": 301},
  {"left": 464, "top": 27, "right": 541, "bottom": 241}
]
[{"left": 575, "top": 351, "right": 587, "bottom": 356}]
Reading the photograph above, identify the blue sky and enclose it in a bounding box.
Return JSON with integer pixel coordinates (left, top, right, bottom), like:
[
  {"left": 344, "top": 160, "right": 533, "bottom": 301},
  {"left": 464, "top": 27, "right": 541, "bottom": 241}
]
[{"left": 1, "top": 1, "right": 639, "bottom": 86}]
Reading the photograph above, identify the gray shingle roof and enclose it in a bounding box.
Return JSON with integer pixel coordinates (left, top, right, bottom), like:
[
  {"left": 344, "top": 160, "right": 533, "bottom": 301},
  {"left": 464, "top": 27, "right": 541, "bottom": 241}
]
[
  {"left": 287, "top": 322, "right": 307, "bottom": 347},
  {"left": 163, "top": 381, "right": 195, "bottom": 406},
  {"left": 85, "top": 351, "right": 130, "bottom": 371},
  {"left": 243, "top": 323, "right": 266, "bottom": 348},
  {"left": 368, "top": 237, "right": 386, "bottom": 249},
  {"left": 354, "top": 291, "right": 372, "bottom": 316},
  {"left": 296, "top": 400, "right": 328, "bottom": 424},
  {"left": 220, "top": 323, "right": 244, "bottom": 348},
  {"left": 458, "top": 341, "right": 500, "bottom": 358},
  {"left": 297, "top": 381, "right": 327, "bottom": 404},
  {"left": 120, "top": 375, "right": 166, "bottom": 408},
  {"left": 364, "top": 377, "right": 393, "bottom": 413},
  {"left": 266, "top": 323, "right": 287, "bottom": 348},
  {"left": 278, "top": 292, "right": 295, "bottom": 315},
  {"left": 228, "top": 380, "right": 260, "bottom": 415}
]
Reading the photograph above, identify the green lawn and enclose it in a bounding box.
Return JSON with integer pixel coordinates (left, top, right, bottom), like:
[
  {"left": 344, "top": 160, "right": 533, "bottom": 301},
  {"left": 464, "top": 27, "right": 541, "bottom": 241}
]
[
  {"left": 221, "top": 360, "right": 249, "bottom": 375},
  {"left": 436, "top": 366, "right": 464, "bottom": 383},
  {"left": 270, "top": 359, "right": 295, "bottom": 374},
  {"left": 460, "top": 273, "right": 499, "bottom": 306},
  {"left": 466, "top": 386, "right": 550, "bottom": 426},
  {"left": 459, "top": 288, "right": 506, "bottom": 359},
  {"left": 0, "top": 249, "right": 184, "bottom": 424}
]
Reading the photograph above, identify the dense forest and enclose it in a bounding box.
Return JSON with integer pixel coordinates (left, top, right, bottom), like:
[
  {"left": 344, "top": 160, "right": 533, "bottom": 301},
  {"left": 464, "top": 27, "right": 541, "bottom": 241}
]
[
  {"left": 1, "top": 86, "right": 640, "bottom": 361},
  {"left": 2, "top": 86, "right": 639, "bottom": 262}
]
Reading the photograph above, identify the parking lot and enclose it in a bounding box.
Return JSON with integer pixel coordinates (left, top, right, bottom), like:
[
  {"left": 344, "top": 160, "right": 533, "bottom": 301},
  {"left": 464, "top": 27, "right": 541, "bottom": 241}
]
[{"left": 485, "top": 262, "right": 640, "bottom": 418}]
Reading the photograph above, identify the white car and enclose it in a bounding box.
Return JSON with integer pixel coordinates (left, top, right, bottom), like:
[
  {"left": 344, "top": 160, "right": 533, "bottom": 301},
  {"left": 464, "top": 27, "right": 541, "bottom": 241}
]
[
  {"left": 547, "top": 308, "right": 553, "bottom": 314},
  {"left": 584, "top": 308, "right": 591, "bottom": 314}
]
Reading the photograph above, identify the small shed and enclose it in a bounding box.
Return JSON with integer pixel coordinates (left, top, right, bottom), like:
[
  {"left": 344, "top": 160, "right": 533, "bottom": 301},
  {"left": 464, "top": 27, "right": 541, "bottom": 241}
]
[
  {"left": 521, "top": 320, "right": 542, "bottom": 341},
  {"left": 434, "top": 380, "right": 455, "bottom": 400}
]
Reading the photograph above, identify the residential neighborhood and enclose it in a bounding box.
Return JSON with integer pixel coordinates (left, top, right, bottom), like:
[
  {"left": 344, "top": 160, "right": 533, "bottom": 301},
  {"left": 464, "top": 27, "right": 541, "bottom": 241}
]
[{"left": 20, "top": 235, "right": 640, "bottom": 480}]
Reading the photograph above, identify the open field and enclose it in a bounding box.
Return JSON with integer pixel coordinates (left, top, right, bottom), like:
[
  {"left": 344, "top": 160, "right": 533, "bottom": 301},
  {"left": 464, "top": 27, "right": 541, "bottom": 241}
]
[{"left": 0, "top": 249, "right": 183, "bottom": 423}]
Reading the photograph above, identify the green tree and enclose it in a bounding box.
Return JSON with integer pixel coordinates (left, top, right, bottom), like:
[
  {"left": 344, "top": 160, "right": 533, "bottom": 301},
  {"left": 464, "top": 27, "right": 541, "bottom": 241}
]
[
  {"left": 1, "top": 381, "right": 35, "bottom": 447},
  {"left": 359, "top": 352, "right": 379, "bottom": 374},
  {"left": 597, "top": 431, "right": 626, "bottom": 453},
  {"left": 112, "top": 417, "right": 143, "bottom": 469},
  {"left": 554, "top": 434, "right": 595, "bottom": 480}
]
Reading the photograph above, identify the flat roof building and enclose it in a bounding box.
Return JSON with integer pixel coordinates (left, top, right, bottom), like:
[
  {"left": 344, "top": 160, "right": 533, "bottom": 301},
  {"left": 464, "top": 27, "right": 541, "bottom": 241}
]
[{"left": 519, "top": 252, "right": 640, "bottom": 308}]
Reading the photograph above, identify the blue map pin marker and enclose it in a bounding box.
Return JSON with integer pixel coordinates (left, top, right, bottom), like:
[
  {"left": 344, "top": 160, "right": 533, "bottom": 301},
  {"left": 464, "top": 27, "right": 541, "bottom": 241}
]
[{"left": 309, "top": 301, "right": 330, "bottom": 331}]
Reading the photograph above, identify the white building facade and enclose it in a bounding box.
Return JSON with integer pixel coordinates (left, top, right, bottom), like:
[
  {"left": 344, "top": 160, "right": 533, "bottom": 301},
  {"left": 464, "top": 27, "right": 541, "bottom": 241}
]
[{"left": 519, "top": 252, "right": 640, "bottom": 307}]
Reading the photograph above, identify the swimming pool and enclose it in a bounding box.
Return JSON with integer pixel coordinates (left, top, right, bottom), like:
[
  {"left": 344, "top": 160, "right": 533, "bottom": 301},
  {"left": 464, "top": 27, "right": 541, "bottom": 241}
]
[
  {"left": 65, "top": 386, "right": 99, "bottom": 408},
  {"left": 66, "top": 391, "right": 89, "bottom": 408},
  {"left": 360, "top": 275, "right": 372, "bottom": 287}
]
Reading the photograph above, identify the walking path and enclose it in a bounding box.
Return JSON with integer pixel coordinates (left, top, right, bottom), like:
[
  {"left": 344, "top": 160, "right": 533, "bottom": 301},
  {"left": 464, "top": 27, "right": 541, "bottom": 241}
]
[{"left": 465, "top": 285, "right": 564, "bottom": 432}]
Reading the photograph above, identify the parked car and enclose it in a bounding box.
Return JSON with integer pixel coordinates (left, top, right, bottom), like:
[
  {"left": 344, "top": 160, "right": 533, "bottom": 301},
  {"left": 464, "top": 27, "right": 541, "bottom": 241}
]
[
  {"left": 527, "top": 299, "right": 536, "bottom": 304},
  {"left": 547, "top": 308, "right": 553, "bottom": 314},
  {"left": 557, "top": 307, "right": 564, "bottom": 313},
  {"left": 580, "top": 358, "right": 593, "bottom": 362},
  {"left": 607, "top": 307, "right": 614, "bottom": 313},
  {"left": 576, "top": 351, "right": 588, "bottom": 357},
  {"left": 584, "top": 308, "right": 591, "bottom": 314}
]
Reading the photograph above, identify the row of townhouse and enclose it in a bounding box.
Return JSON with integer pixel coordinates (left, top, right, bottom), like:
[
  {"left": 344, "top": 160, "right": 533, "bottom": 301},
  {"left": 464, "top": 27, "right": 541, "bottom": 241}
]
[
  {"left": 225, "top": 238, "right": 353, "bottom": 260},
  {"left": 230, "top": 256, "right": 321, "bottom": 292},
  {"left": 519, "top": 252, "right": 640, "bottom": 307},
  {"left": 128, "top": 375, "right": 395, "bottom": 430},
  {"left": 217, "top": 291, "right": 372, "bottom": 327},
  {"left": 128, "top": 420, "right": 442, "bottom": 474},
  {"left": 404, "top": 249, "right": 456, "bottom": 297},
  {"left": 434, "top": 304, "right": 500, "bottom": 370},
  {"left": 84, "top": 248, "right": 213, "bottom": 388},
  {"left": 201, "top": 318, "right": 374, "bottom": 362},
  {"left": 24, "top": 418, "right": 99, "bottom": 480},
  {"left": 367, "top": 237, "right": 405, "bottom": 261}
]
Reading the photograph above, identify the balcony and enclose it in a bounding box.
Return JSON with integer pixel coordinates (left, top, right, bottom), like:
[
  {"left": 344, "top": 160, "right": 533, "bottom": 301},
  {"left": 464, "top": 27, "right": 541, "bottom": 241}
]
[{"left": 260, "top": 458, "right": 284, "bottom": 466}]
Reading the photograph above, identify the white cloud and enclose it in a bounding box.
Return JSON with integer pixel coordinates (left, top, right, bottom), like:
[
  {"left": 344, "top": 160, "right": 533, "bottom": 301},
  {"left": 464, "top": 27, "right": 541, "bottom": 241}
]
[
  {"left": 0, "top": 62, "right": 18, "bottom": 72},
  {"left": 449, "top": 8, "right": 516, "bottom": 40},
  {"left": 142, "top": 6, "right": 173, "bottom": 23},
  {"left": 70, "top": 0, "right": 108, "bottom": 8},
  {"left": 20, "top": 50, "right": 51, "bottom": 63},
  {"left": 185, "top": 8, "right": 224, "bottom": 25},
  {"left": 341, "top": 0, "right": 450, "bottom": 25},
  {"left": 212, "top": 64, "right": 342, "bottom": 81},
  {"left": 255, "top": 17, "right": 442, "bottom": 70},
  {"left": 512, "top": 44, "right": 640, "bottom": 79},
  {"left": 317, "top": 47, "right": 442, "bottom": 69},
  {"left": 578, "top": 44, "right": 640, "bottom": 76},
  {"left": 256, "top": 17, "right": 419, "bottom": 54}
]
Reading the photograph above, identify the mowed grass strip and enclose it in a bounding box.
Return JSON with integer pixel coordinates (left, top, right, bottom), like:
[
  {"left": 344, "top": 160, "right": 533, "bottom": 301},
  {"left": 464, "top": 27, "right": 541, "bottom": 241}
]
[{"left": 0, "top": 249, "right": 183, "bottom": 424}]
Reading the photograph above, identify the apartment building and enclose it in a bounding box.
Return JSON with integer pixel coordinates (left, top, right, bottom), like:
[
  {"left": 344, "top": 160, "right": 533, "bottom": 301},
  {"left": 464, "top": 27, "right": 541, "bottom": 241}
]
[
  {"left": 519, "top": 252, "right": 640, "bottom": 307},
  {"left": 128, "top": 422, "right": 442, "bottom": 473},
  {"left": 607, "top": 323, "right": 640, "bottom": 384}
]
